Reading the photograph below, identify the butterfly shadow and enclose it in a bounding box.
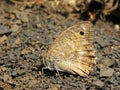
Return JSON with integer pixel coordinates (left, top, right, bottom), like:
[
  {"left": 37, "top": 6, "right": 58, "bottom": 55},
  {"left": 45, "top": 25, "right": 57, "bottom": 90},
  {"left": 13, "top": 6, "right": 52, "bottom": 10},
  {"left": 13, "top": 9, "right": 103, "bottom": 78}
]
[{"left": 36, "top": 64, "right": 77, "bottom": 78}]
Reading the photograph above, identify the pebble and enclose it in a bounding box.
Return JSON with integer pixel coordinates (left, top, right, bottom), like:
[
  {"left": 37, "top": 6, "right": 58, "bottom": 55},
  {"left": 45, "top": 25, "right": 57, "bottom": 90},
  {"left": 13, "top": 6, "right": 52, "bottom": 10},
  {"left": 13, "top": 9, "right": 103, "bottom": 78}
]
[
  {"left": 114, "top": 24, "right": 120, "bottom": 32},
  {"left": 0, "top": 67, "right": 7, "bottom": 71},
  {"left": 11, "top": 24, "right": 19, "bottom": 32},
  {"left": 93, "top": 80, "right": 105, "bottom": 87},
  {"left": 14, "top": 20, "right": 22, "bottom": 25},
  {"left": 3, "top": 74, "right": 11, "bottom": 82},
  {"left": 36, "top": 23, "right": 42, "bottom": 28},
  {"left": 20, "top": 12, "right": 29, "bottom": 23},
  {"left": 20, "top": 49, "right": 31, "bottom": 55},
  {"left": 100, "top": 67, "right": 114, "bottom": 77},
  {"left": 0, "top": 25, "right": 12, "bottom": 36},
  {"left": 108, "top": 77, "right": 118, "bottom": 84},
  {"left": 95, "top": 37, "right": 110, "bottom": 47},
  {"left": 102, "top": 57, "right": 115, "bottom": 67},
  {"left": 14, "top": 38, "right": 21, "bottom": 45},
  {"left": 0, "top": 35, "right": 8, "bottom": 44}
]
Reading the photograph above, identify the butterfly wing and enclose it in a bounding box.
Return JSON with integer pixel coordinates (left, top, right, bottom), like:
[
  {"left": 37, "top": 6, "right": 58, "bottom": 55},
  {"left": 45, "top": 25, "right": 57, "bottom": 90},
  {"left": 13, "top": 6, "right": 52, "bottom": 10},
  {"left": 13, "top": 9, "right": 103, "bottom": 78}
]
[{"left": 46, "top": 21, "right": 96, "bottom": 77}]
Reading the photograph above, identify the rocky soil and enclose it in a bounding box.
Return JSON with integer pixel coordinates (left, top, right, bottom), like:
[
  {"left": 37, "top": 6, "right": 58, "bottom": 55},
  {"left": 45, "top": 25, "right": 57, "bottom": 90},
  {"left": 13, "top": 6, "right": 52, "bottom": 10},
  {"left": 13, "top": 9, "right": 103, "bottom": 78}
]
[{"left": 0, "top": 0, "right": 120, "bottom": 90}]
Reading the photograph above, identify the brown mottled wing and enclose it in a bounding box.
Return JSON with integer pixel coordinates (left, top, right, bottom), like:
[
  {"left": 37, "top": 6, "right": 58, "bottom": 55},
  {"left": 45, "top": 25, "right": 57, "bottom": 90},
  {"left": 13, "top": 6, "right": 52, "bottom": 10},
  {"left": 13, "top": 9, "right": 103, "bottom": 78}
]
[{"left": 46, "top": 21, "right": 96, "bottom": 77}]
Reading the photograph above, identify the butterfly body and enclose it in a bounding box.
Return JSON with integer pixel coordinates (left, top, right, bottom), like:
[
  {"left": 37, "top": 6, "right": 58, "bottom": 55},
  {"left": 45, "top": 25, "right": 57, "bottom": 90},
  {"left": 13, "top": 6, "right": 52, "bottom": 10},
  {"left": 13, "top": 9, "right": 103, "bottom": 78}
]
[{"left": 45, "top": 21, "right": 96, "bottom": 77}]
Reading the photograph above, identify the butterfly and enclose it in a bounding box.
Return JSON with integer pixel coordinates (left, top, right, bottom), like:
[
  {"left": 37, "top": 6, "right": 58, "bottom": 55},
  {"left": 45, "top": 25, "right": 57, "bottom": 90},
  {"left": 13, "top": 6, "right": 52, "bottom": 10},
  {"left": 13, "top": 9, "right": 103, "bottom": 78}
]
[{"left": 45, "top": 21, "right": 96, "bottom": 77}]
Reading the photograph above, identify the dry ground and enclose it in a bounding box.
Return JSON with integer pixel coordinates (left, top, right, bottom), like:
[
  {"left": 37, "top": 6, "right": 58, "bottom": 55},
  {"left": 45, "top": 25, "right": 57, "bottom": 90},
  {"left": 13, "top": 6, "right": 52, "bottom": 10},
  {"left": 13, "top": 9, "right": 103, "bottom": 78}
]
[{"left": 0, "top": 0, "right": 120, "bottom": 90}]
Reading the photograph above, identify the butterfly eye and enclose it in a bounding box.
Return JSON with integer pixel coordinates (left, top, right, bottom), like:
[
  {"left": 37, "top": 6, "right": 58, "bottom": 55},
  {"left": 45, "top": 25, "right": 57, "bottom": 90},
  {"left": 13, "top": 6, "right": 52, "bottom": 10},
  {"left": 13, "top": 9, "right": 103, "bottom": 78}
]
[{"left": 79, "top": 31, "right": 84, "bottom": 35}]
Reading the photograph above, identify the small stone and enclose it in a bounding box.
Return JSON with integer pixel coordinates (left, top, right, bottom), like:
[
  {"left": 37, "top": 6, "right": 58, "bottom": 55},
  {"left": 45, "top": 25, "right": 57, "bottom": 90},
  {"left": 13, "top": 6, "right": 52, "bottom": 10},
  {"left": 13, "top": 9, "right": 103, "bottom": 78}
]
[
  {"left": 17, "top": 68, "right": 26, "bottom": 75},
  {"left": 11, "top": 24, "right": 19, "bottom": 32},
  {"left": 93, "top": 80, "right": 104, "bottom": 87},
  {"left": 14, "top": 38, "right": 21, "bottom": 45},
  {"left": 0, "top": 25, "right": 12, "bottom": 35},
  {"left": 108, "top": 77, "right": 118, "bottom": 84},
  {"left": 11, "top": 71, "right": 17, "bottom": 77},
  {"left": 9, "top": 14, "right": 15, "bottom": 20},
  {"left": 102, "top": 57, "right": 115, "bottom": 67},
  {"left": 95, "top": 37, "right": 110, "bottom": 47},
  {"left": 15, "top": 20, "right": 22, "bottom": 24},
  {"left": 114, "top": 24, "right": 119, "bottom": 32},
  {"left": 0, "top": 46, "right": 3, "bottom": 57},
  {"left": 12, "top": 38, "right": 21, "bottom": 48},
  {"left": 100, "top": 67, "right": 114, "bottom": 77},
  {"left": 0, "top": 35, "right": 8, "bottom": 44},
  {"left": 36, "top": 23, "right": 42, "bottom": 28},
  {"left": 1, "top": 67, "right": 7, "bottom": 71},
  {"left": 3, "top": 74, "right": 11, "bottom": 82},
  {"left": 0, "top": 60, "right": 4, "bottom": 65},
  {"left": 21, "top": 49, "right": 31, "bottom": 55},
  {"left": 20, "top": 12, "right": 29, "bottom": 23}
]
